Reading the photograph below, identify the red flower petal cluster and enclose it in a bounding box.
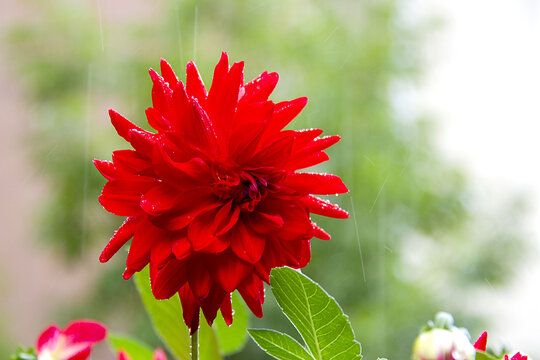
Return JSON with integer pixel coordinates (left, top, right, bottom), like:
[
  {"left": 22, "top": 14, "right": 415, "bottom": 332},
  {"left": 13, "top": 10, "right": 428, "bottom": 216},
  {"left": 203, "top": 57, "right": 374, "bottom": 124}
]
[
  {"left": 95, "top": 52, "right": 348, "bottom": 332},
  {"left": 474, "top": 332, "right": 528, "bottom": 360},
  {"left": 36, "top": 320, "right": 107, "bottom": 360}
]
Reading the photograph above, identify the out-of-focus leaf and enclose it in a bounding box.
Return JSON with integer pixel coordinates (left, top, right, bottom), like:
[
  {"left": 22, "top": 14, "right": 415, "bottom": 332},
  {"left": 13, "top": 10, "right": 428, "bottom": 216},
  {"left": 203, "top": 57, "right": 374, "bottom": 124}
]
[
  {"left": 134, "top": 266, "right": 190, "bottom": 360},
  {"left": 476, "top": 351, "right": 499, "bottom": 360},
  {"left": 108, "top": 333, "right": 154, "bottom": 360},
  {"left": 269, "top": 267, "right": 362, "bottom": 360},
  {"left": 214, "top": 292, "right": 249, "bottom": 355},
  {"left": 199, "top": 321, "right": 222, "bottom": 360},
  {"left": 249, "top": 329, "right": 314, "bottom": 360}
]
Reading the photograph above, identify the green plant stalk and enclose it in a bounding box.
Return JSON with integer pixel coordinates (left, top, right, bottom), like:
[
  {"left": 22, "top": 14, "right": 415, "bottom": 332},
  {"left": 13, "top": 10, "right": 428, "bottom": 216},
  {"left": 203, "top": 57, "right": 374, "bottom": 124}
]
[{"left": 191, "top": 329, "right": 199, "bottom": 360}]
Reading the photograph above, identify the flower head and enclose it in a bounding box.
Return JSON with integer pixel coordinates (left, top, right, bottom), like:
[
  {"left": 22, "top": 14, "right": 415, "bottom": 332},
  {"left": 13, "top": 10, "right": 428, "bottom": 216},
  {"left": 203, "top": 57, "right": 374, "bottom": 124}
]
[
  {"left": 95, "top": 52, "right": 348, "bottom": 332},
  {"left": 412, "top": 313, "right": 475, "bottom": 360},
  {"left": 36, "top": 320, "right": 107, "bottom": 360},
  {"left": 412, "top": 328, "right": 475, "bottom": 360}
]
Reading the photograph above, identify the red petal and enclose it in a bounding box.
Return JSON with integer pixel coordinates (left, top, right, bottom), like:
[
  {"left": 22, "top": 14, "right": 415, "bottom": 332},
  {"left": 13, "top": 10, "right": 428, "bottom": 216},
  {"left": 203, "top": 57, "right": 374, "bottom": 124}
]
[
  {"left": 298, "top": 135, "right": 341, "bottom": 154},
  {"left": 160, "top": 58, "right": 178, "bottom": 89},
  {"left": 220, "top": 294, "right": 233, "bottom": 326},
  {"left": 474, "top": 332, "right": 488, "bottom": 351},
  {"left": 282, "top": 172, "right": 348, "bottom": 195},
  {"left": 301, "top": 195, "right": 349, "bottom": 219},
  {"left": 36, "top": 325, "right": 61, "bottom": 353},
  {"left": 149, "top": 197, "right": 220, "bottom": 231},
  {"left": 99, "top": 178, "right": 156, "bottom": 216},
  {"left": 62, "top": 348, "right": 91, "bottom": 360},
  {"left": 190, "top": 99, "right": 219, "bottom": 153},
  {"left": 146, "top": 107, "right": 170, "bottom": 132},
  {"left": 153, "top": 149, "right": 211, "bottom": 184},
  {"left": 169, "top": 82, "right": 193, "bottom": 130},
  {"left": 247, "top": 131, "right": 294, "bottom": 168},
  {"left": 241, "top": 71, "right": 279, "bottom": 103},
  {"left": 151, "top": 240, "right": 174, "bottom": 268},
  {"left": 266, "top": 200, "right": 313, "bottom": 241},
  {"left": 112, "top": 150, "right": 150, "bottom": 174},
  {"left": 230, "top": 220, "right": 265, "bottom": 264},
  {"left": 62, "top": 320, "right": 107, "bottom": 347},
  {"left": 281, "top": 238, "right": 311, "bottom": 268},
  {"left": 124, "top": 220, "right": 159, "bottom": 277},
  {"left": 208, "top": 60, "right": 244, "bottom": 140},
  {"left": 238, "top": 275, "right": 264, "bottom": 318},
  {"left": 245, "top": 211, "right": 284, "bottom": 234},
  {"left": 172, "top": 238, "right": 192, "bottom": 260},
  {"left": 291, "top": 128, "right": 323, "bottom": 149},
  {"left": 231, "top": 101, "right": 274, "bottom": 163},
  {"left": 179, "top": 284, "right": 201, "bottom": 334},
  {"left": 188, "top": 259, "right": 212, "bottom": 300},
  {"left": 151, "top": 258, "right": 188, "bottom": 299},
  {"left": 149, "top": 68, "right": 173, "bottom": 118},
  {"left": 200, "top": 286, "right": 227, "bottom": 326},
  {"left": 208, "top": 52, "right": 229, "bottom": 101},
  {"left": 312, "top": 222, "right": 331, "bottom": 240},
  {"left": 214, "top": 252, "right": 251, "bottom": 292},
  {"left": 109, "top": 109, "right": 144, "bottom": 142},
  {"left": 286, "top": 151, "right": 329, "bottom": 170},
  {"left": 188, "top": 210, "right": 230, "bottom": 253},
  {"left": 140, "top": 183, "right": 181, "bottom": 215},
  {"left": 214, "top": 201, "right": 240, "bottom": 236},
  {"left": 186, "top": 61, "right": 208, "bottom": 104},
  {"left": 93, "top": 159, "right": 117, "bottom": 180},
  {"left": 100, "top": 216, "right": 139, "bottom": 263},
  {"left": 127, "top": 129, "right": 156, "bottom": 154},
  {"left": 286, "top": 135, "right": 341, "bottom": 170},
  {"left": 265, "top": 97, "right": 308, "bottom": 135}
]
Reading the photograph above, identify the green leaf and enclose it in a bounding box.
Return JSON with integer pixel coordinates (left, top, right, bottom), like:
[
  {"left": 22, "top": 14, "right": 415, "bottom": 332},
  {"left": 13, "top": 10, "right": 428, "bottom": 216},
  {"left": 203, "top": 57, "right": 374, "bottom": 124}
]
[
  {"left": 199, "top": 321, "right": 222, "bottom": 360},
  {"left": 214, "top": 292, "right": 249, "bottom": 355},
  {"left": 108, "top": 333, "right": 154, "bottom": 360},
  {"left": 10, "top": 347, "right": 37, "bottom": 360},
  {"left": 134, "top": 266, "right": 190, "bottom": 360},
  {"left": 270, "top": 267, "right": 362, "bottom": 360},
  {"left": 476, "top": 351, "right": 500, "bottom": 360},
  {"left": 249, "top": 329, "right": 315, "bottom": 360}
]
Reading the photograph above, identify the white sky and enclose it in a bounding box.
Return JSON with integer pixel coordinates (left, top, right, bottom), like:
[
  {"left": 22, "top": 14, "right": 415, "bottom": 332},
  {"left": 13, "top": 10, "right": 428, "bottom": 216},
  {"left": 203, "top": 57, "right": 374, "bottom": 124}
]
[{"left": 412, "top": 0, "right": 540, "bottom": 356}]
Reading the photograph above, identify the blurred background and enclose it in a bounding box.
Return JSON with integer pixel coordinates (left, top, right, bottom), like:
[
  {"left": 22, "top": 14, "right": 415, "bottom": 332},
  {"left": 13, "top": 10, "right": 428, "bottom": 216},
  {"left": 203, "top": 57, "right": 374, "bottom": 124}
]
[{"left": 0, "top": 0, "right": 538, "bottom": 359}]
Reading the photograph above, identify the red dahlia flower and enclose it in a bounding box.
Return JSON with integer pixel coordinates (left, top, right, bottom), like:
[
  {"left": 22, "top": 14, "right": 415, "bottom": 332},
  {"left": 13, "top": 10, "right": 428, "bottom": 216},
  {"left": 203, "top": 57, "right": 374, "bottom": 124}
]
[
  {"left": 95, "top": 52, "right": 348, "bottom": 332},
  {"left": 36, "top": 320, "right": 107, "bottom": 360}
]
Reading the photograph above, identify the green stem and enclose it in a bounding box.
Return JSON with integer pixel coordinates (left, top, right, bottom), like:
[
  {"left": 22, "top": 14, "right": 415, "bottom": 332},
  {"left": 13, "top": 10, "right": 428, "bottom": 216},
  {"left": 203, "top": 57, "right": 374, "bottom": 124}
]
[{"left": 191, "top": 329, "right": 199, "bottom": 360}]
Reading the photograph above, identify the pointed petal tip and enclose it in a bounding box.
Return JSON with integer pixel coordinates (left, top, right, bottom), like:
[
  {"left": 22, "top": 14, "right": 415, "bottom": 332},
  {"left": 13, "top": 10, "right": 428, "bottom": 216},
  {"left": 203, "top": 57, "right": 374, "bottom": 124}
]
[
  {"left": 148, "top": 68, "right": 161, "bottom": 81},
  {"left": 474, "top": 331, "right": 488, "bottom": 351},
  {"left": 122, "top": 268, "right": 135, "bottom": 280}
]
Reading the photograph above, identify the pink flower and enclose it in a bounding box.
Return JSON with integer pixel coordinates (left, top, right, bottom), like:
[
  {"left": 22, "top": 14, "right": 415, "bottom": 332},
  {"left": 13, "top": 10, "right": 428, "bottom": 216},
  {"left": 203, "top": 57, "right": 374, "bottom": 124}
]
[
  {"left": 36, "top": 320, "right": 107, "bottom": 360},
  {"left": 118, "top": 349, "right": 167, "bottom": 360}
]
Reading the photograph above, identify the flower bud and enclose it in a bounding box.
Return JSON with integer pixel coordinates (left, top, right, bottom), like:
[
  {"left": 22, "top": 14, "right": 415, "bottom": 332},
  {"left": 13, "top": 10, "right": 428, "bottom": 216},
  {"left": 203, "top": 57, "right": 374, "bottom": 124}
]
[{"left": 412, "top": 314, "right": 475, "bottom": 360}]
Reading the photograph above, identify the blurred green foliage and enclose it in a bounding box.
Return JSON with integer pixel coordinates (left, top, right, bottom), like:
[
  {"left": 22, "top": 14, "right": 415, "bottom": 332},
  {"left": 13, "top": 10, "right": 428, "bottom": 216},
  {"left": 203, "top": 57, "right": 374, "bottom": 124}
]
[{"left": 6, "top": 0, "right": 527, "bottom": 359}]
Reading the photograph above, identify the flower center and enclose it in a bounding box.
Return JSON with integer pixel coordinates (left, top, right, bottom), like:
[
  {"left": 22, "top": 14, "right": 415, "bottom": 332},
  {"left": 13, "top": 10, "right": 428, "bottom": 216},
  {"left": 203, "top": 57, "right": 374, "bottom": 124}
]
[{"left": 213, "top": 169, "right": 268, "bottom": 212}]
